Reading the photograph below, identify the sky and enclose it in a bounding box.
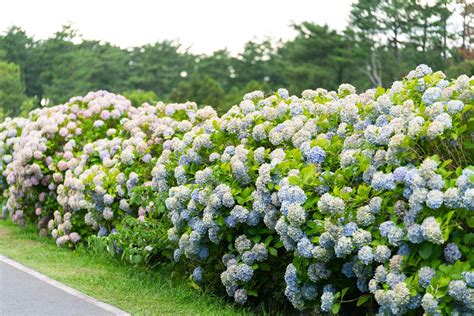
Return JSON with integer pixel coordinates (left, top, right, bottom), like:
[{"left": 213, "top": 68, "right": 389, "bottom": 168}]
[{"left": 0, "top": 0, "right": 355, "bottom": 54}]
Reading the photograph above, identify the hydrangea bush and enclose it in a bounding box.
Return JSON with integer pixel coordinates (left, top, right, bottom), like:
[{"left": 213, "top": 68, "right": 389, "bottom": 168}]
[
  {"left": 0, "top": 117, "right": 28, "bottom": 218},
  {"left": 1, "top": 65, "right": 473, "bottom": 315}
]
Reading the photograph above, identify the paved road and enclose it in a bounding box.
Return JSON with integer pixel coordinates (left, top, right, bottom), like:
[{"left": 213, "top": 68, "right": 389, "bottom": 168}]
[{"left": 0, "top": 257, "right": 128, "bottom": 316}]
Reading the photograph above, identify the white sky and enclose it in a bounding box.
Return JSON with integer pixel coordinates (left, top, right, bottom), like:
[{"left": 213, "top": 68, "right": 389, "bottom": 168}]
[{"left": 0, "top": 0, "right": 355, "bottom": 54}]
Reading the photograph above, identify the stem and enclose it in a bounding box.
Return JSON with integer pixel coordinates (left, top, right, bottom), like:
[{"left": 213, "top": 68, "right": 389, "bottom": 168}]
[{"left": 341, "top": 295, "right": 369, "bottom": 304}]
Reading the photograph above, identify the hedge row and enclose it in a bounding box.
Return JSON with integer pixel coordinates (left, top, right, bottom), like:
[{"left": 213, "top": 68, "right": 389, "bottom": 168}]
[{"left": 1, "top": 65, "right": 473, "bottom": 315}]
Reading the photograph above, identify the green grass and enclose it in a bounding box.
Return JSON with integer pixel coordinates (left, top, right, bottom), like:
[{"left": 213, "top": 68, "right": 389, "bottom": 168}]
[{"left": 0, "top": 219, "right": 251, "bottom": 316}]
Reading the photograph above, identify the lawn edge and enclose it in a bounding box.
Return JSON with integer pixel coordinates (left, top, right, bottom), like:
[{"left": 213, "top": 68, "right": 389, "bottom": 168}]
[{"left": 0, "top": 254, "right": 130, "bottom": 316}]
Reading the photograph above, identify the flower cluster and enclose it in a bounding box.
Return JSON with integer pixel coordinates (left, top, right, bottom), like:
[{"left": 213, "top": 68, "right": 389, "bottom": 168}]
[{"left": 1, "top": 65, "right": 473, "bottom": 314}]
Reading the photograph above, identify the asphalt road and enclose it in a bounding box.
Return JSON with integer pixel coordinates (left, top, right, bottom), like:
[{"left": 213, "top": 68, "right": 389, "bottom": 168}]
[{"left": 0, "top": 258, "right": 127, "bottom": 316}]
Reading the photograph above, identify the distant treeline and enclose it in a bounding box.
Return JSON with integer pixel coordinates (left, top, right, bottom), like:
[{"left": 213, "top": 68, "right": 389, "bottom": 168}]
[{"left": 0, "top": 0, "right": 472, "bottom": 117}]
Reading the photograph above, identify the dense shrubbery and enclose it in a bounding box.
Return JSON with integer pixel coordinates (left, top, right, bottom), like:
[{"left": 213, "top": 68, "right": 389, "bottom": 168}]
[{"left": 1, "top": 65, "right": 474, "bottom": 315}]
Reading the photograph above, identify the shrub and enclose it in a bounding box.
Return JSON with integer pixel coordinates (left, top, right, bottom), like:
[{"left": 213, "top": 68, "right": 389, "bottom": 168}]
[{"left": 1, "top": 65, "right": 473, "bottom": 315}]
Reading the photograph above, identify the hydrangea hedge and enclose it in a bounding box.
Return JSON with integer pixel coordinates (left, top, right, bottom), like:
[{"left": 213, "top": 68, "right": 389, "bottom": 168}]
[{"left": 1, "top": 65, "right": 473, "bottom": 315}]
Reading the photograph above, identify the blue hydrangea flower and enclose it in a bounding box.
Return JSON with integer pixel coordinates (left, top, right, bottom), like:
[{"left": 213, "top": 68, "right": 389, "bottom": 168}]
[
  {"left": 447, "top": 100, "right": 464, "bottom": 113},
  {"left": 335, "top": 236, "right": 353, "bottom": 258},
  {"left": 241, "top": 251, "right": 256, "bottom": 265},
  {"left": 371, "top": 172, "right": 396, "bottom": 191},
  {"left": 358, "top": 246, "right": 373, "bottom": 265},
  {"left": 369, "top": 196, "right": 383, "bottom": 213},
  {"left": 407, "top": 294, "right": 422, "bottom": 310},
  {"left": 356, "top": 278, "right": 368, "bottom": 292},
  {"left": 297, "top": 237, "right": 314, "bottom": 258},
  {"left": 387, "top": 226, "right": 404, "bottom": 246},
  {"left": 234, "top": 288, "right": 248, "bottom": 304},
  {"left": 407, "top": 64, "right": 432, "bottom": 79},
  {"left": 236, "top": 264, "right": 254, "bottom": 282},
  {"left": 352, "top": 229, "right": 372, "bottom": 247},
  {"left": 374, "top": 245, "right": 391, "bottom": 263},
  {"left": 320, "top": 286, "right": 334, "bottom": 312},
  {"left": 343, "top": 222, "right": 358, "bottom": 237},
  {"left": 374, "top": 265, "right": 387, "bottom": 282},
  {"left": 308, "top": 263, "right": 331, "bottom": 282},
  {"left": 392, "top": 167, "right": 410, "bottom": 185},
  {"left": 318, "top": 232, "right": 334, "bottom": 249},
  {"left": 422, "top": 87, "right": 442, "bottom": 105},
  {"left": 278, "top": 185, "right": 307, "bottom": 215},
  {"left": 301, "top": 283, "right": 317, "bottom": 300},
  {"left": 303, "top": 145, "right": 326, "bottom": 164},
  {"left": 407, "top": 224, "right": 425, "bottom": 244},
  {"left": 235, "top": 235, "right": 252, "bottom": 254},
  {"left": 277, "top": 88, "right": 289, "bottom": 99},
  {"left": 98, "top": 226, "right": 108, "bottom": 237},
  {"left": 198, "top": 246, "right": 209, "bottom": 260},
  {"left": 462, "top": 271, "right": 474, "bottom": 287},
  {"left": 463, "top": 188, "right": 474, "bottom": 210},
  {"left": 224, "top": 215, "right": 237, "bottom": 228},
  {"left": 426, "top": 190, "right": 443, "bottom": 209},
  {"left": 286, "top": 204, "right": 306, "bottom": 226},
  {"left": 173, "top": 249, "right": 182, "bottom": 262},
  {"left": 444, "top": 187, "right": 461, "bottom": 208},
  {"left": 418, "top": 267, "right": 435, "bottom": 288},
  {"left": 444, "top": 243, "right": 462, "bottom": 263},
  {"left": 448, "top": 280, "right": 468, "bottom": 301},
  {"left": 284, "top": 264, "right": 298, "bottom": 289},
  {"left": 342, "top": 262, "right": 355, "bottom": 278},
  {"left": 421, "top": 293, "right": 438, "bottom": 314},
  {"left": 397, "top": 244, "right": 410, "bottom": 256},
  {"left": 421, "top": 216, "right": 444, "bottom": 244},
  {"left": 192, "top": 266, "right": 203, "bottom": 282},
  {"left": 386, "top": 272, "right": 406, "bottom": 289},
  {"left": 290, "top": 103, "right": 304, "bottom": 116}
]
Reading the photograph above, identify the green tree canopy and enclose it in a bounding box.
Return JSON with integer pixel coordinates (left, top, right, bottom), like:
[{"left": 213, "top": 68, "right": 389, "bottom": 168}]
[
  {"left": 169, "top": 74, "right": 226, "bottom": 112},
  {"left": 0, "top": 61, "right": 27, "bottom": 118},
  {"left": 122, "top": 90, "right": 158, "bottom": 107},
  {"left": 0, "top": 0, "right": 471, "bottom": 120}
]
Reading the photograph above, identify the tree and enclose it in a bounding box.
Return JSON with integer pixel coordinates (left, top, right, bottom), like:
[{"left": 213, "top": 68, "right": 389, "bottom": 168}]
[
  {"left": 0, "top": 26, "right": 42, "bottom": 98},
  {"left": 37, "top": 26, "right": 131, "bottom": 104},
  {"left": 122, "top": 90, "right": 158, "bottom": 107},
  {"left": 276, "top": 23, "right": 358, "bottom": 92},
  {"left": 0, "top": 61, "right": 27, "bottom": 118},
  {"left": 169, "top": 74, "right": 226, "bottom": 112},
  {"left": 128, "top": 41, "right": 194, "bottom": 97},
  {"left": 0, "top": 5, "right": 471, "bottom": 115},
  {"left": 348, "top": 0, "right": 457, "bottom": 87},
  {"left": 193, "top": 49, "right": 235, "bottom": 92},
  {"left": 232, "top": 40, "right": 276, "bottom": 88},
  {"left": 348, "top": 0, "right": 384, "bottom": 86},
  {"left": 457, "top": 0, "right": 474, "bottom": 49}
]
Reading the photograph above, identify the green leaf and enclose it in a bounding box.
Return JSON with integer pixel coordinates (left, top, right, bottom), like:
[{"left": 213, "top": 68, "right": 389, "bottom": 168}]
[
  {"left": 341, "top": 287, "right": 349, "bottom": 299},
  {"left": 251, "top": 235, "right": 262, "bottom": 244},
  {"left": 468, "top": 216, "right": 474, "bottom": 228},
  {"left": 268, "top": 247, "right": 278, "bottom": 256},
  {"left": 444, "top": 210, "right": 455, "bottom": 224},
  {"left": 189, "top": 281, "right": 201, "bottom": 290},
  {"left": 130, "top": 254, "right": 143, "bottom": 264},
  {"left": 264, "top": 235, "right": 273, "bottom": 246},
  {"left": 259, "top": 262, "right": 271, "bottom": 271},
  {"left": 419, "top": 243, "right": 433, "bottom": 260},
  {"left": 439, "top": 276, "right": 451, "bottom": 287},
  {"left": 464, "top": 233, "right": 474, "bottom": 245},
  {"left": 247, "top": 290, "right": 258, "bottom": 297},
  {"left": 332, "top": 303, "right": 341, "bottom": 314},
  {"left": 356, "top": 294, "right": 371, "bottom": 307}
]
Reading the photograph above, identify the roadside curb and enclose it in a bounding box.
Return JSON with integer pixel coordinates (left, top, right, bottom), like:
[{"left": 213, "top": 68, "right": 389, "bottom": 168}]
[{"left": 0, "top": 254, "right": 130, "bottom": 316}]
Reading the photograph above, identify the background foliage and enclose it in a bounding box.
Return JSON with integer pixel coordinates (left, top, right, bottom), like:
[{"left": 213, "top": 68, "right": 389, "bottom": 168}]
[{"left": 0, "top": 0, "right": 472, "bottom": 118}]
